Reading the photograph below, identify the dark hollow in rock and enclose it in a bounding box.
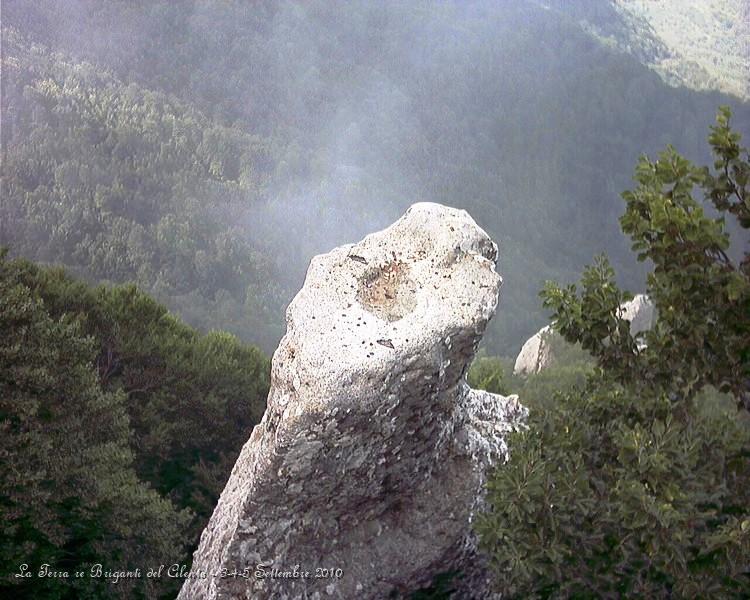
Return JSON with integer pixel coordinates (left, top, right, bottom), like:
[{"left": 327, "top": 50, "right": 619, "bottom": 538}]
[{"left": 357, "top": 260, "right": 417, "bottom": 322}]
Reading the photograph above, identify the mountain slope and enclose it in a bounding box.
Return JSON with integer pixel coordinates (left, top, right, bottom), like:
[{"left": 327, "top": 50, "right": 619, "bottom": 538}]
[
  {"left": 1, "top": 28, "right": 286, "bottom": 350},
  {"left": 2, "top": 1, "right": 749, "bottom": 356},
  {"left": 566, "top": 0, "right": 750, "bottom": 100}
]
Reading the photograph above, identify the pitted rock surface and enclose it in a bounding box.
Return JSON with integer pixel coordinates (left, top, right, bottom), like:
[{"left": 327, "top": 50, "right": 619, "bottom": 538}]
[{"left": 178, "top": 203, "right": 525, "bottom": 600}]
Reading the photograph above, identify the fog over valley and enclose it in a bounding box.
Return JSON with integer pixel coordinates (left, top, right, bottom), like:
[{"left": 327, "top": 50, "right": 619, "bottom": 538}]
[{"left": 3, "top": 1, "right": 748, "bottom": 354}]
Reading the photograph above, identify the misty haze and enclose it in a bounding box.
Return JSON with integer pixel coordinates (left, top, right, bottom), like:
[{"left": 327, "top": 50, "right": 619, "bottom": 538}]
[{"left": 1, "top": 2, "right": 748, "bottom": 599}]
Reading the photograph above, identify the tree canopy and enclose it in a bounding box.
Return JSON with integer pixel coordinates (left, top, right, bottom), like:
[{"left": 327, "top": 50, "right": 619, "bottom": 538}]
[
  {"left": 477, "top": 108, "right": 750, "bottom": 598},
  {"left": 0, "top": 251, "right": 269, "bottom": 598}
]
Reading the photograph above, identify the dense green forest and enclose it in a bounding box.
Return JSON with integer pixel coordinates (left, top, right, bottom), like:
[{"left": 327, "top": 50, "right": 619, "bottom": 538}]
[
  {"left": 1, "top": 27, "right": 285, "bottom": 351},
  {"left": 3, "top": 0, "right": 748, "bottom": 354},
  {"left": 0, "top": 252, "right": 268, "bottom": 598}
]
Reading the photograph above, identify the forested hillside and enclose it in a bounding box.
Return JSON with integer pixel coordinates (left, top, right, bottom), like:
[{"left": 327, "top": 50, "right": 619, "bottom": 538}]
[
  {"left": 0, "top": 251, "right": 269, "bottom": 598},
  {"left": 612, "top": 0, "right": 749, "bottom": 100},
  {"left": 1, "top": 28, "right": 285, "bottom": 351},
  {"left": 2, "top": 0, "right": 749, "bottom": 354}
]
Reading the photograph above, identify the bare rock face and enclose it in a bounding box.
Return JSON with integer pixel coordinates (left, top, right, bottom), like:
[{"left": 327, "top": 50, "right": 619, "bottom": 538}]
[
  {"left": 512, "top": 325, "right": 554, "bottom": 376},
  {"left": 618, "top": 294, "right": 655, "bottom": 339},
  {"left": 178, "top": 203, "right": 525, "bottom": 600},
  {"left": 513, "top": 293, "right": 656, "bottom": 376}
]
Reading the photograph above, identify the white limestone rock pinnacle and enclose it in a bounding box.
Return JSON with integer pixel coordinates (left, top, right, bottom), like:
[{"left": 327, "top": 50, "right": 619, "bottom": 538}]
[{"left": 178, "top": 202, "right": 526, "bottom": 600}]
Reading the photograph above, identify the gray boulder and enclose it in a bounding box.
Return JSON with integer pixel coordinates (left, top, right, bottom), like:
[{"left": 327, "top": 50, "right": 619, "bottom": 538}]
[
  {"left": 618, "top": 293, "right": 655, "bottom": 339},
  {"left": 512, "top": 324, "right": 555, "bottom": 376},
  {"left": 178, "top": 203, "right": 525, "bottom": 600},
  {"left": 513, "top": 294, "right": 655, "bottom": 376}
]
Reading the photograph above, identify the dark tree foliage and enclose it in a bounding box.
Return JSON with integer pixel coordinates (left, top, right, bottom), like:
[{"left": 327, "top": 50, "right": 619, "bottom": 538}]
[
  {"left": 0, "top": 250, "right": 189, "bottom": 599},
  {"left": 0, "top": 251, "right": 270, "bottom": 598},
  {"left": 476, "top": 110, "right": 750, "bottom": 598},
  {"left": 544, "top": 107, "right": 749, "bottom": 409}
]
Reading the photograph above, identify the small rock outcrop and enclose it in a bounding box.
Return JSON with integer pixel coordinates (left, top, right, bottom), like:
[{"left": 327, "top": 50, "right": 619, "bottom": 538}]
[
  {"left": 179, "top": 203, "right": 525, "bottom": 600},
  {"left": 513, "top": 294, "right": 655, "bottom": 376},
  {"left": 617, "top": 293, "right": 655, "bottom": 338},
  {"left": 512, "top": 325, "right": 554, "bottom": 376}
]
